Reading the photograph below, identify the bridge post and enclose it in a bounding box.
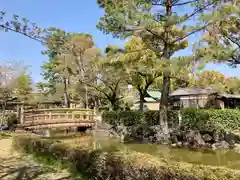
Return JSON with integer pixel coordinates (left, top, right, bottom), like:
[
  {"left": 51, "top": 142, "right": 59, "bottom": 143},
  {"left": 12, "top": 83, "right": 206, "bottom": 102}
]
[{"left": 19, "top": 105, "right": 24, "bottom": 125}]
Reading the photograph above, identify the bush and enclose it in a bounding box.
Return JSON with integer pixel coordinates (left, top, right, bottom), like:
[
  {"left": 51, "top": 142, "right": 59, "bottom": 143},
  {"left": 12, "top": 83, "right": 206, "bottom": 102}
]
[
  {"left": 181, "top": 108, "right": 240, "bottom": 133},
  {"left": 12, "top": 135, "right": 240, "bottom": 180},
  {"left": 102, "top": 110, "right": 144, "bottom": 126},
  {"left": 103, "top": 109, "right": 240, "bottom": 134},
  {"left": 5, "top": 112, "right": 18, "bottom": 126},
  {"left": 102, "top": 110, "right": 179, "bottom": 127}
]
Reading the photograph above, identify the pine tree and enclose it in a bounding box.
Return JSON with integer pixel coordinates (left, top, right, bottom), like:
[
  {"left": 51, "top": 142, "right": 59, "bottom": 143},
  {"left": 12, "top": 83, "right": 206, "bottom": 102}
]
[
  {"left": 199, "top": 0, "right": 240, "bottom": 65},
  {"left": 97, "top": 0, "right": 224, "bottom": 141}
]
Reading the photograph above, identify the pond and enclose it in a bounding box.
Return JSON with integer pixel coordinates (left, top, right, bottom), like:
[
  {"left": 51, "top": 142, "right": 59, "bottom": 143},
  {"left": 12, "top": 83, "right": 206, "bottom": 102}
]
[{"left": 47, "top": 131, "right": 240, "bottom": 170}]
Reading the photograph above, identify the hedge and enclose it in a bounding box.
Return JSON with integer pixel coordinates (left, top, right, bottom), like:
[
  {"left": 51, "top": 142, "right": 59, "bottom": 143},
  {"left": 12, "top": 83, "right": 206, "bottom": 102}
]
[
  {"left": 12, "top": 135, "right": 240, "bottom": 180},
  {"left": 102, "top": 109, "right": 240, "bottom": 133},
  {"left": 102, "top": 110, "right": 179, "bottom": 127},
  {"left": 181, "top": 108, "right": 240, "bottom": 133}
]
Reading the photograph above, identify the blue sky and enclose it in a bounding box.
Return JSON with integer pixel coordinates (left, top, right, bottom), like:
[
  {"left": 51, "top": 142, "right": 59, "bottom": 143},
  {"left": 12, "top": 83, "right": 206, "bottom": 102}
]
[{"left": 0, "top": 0, "right": 239, "bottom": 83}]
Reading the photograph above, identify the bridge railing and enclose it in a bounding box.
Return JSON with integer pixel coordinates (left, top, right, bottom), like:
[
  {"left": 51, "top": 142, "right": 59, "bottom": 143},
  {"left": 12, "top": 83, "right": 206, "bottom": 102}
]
[{"left": 22, "top": 108, "right": 96, "bottom": 127}]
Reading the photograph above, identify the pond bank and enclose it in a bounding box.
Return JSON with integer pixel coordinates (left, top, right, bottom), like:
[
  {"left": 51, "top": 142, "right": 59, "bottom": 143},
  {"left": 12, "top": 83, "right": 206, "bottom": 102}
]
[
  {"left": 0, "top": 137, "right": 84, "bottom": 180},
  {"left": 12, "top": 134, "right": 240, "bottom": 180}
]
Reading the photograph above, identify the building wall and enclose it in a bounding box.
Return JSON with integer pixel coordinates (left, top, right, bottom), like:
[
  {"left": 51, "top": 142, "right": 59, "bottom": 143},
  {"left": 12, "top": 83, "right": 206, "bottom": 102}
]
[
  {"left": 133, "top": 102, "right": 159, "bottom": 111},
  {"left": 179, "top": 94, "right": 224, "bottom": 109}
]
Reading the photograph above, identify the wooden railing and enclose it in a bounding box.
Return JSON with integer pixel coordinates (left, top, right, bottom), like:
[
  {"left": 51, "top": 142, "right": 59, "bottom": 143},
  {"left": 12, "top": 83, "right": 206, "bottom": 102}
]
[{"left": 22, "top": 108, "right": 96, "bottom": 129}]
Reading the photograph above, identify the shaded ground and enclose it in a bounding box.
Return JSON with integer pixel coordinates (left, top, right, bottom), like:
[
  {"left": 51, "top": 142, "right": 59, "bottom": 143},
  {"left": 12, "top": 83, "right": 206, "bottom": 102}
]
[{"left": 0, "top": 138, "right": 83, "bottom": 180}]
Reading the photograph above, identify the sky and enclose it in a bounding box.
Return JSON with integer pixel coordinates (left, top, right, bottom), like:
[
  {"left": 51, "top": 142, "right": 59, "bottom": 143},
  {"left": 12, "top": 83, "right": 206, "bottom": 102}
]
[{"left": 0, "top": 0, "right": 239, "bottom": 83}]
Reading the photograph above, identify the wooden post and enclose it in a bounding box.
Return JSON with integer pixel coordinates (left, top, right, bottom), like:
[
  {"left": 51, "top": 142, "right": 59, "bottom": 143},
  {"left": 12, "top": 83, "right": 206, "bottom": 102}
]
[
  {"left": 66, "top": 111, "right": 68, "bottom": 120},
  {"left": 49, "top": 111, "right": 52, "bottom": 121},
  {"left": 20, "top": 105, "right": 24, "bottom": 125}
]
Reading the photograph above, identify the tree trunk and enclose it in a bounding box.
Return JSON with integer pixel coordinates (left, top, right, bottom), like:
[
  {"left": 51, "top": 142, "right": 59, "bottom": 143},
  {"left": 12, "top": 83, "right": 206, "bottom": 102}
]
[
  {"left": 139, "top": 93, "right": 145, "bottom": 111},
  {"left": 63, "top": 77, "right": 70, "bottom": 108},
  {"left": 159, "top": 73, "right": 170, "bottom": 142},
  {"left": 80, "top": 67, "right": 88, "bottom": 109},
  {"left": 84, "top": 84, "right": 88, "bottom": 109},
  {"left": 158, "top": 0, "right": 172, "bottom": 143}
]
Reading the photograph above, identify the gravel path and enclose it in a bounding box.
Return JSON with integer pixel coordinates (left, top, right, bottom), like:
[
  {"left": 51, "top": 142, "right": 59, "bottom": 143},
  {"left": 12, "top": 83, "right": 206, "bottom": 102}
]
[{"left": 0, "top": 138, "right": 83, "bottom": 180}]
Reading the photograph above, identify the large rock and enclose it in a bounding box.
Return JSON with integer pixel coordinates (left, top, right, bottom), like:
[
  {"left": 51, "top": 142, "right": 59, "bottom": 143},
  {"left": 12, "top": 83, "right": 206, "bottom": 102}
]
[
  {"left": 225, "top": 132, "right": 239, "bottom": 145},
  {"left": 234, "top": 143, "right": 240, "bottom": 153},
  {"left": 202, "top": 134, "right": 212, "bottom": 142},
  {"left": 213, "top": 131, "right": 225, "bottom": 142},
  {"left": 212, "top": 141, "right": 230, "bottom": 150},
  {"left": 185, "top": 130, "right": 205, "bottom": 147}
]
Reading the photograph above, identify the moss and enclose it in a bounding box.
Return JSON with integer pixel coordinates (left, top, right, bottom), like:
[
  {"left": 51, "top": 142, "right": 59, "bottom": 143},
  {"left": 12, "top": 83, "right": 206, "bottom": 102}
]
[{"left": 12, "top": 135, "right": 240, "bottom": 180}]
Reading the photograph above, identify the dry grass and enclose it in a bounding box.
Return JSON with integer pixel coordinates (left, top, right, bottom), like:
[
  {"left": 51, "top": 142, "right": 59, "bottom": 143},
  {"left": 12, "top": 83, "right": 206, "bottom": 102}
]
[{"left": 0, "top": 138, "right": 83, "bottom": 180}]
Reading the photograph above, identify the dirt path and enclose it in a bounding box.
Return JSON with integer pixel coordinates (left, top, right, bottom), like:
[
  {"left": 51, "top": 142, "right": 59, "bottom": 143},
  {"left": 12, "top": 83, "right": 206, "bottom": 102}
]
[{"left": 0, "top": 138, "right": 82, "bottom": 180}]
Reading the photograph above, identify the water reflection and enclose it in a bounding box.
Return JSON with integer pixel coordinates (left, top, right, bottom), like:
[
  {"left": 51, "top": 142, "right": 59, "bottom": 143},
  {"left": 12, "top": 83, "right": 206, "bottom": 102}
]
[{"left": 48, "top": 132, "right": 240, "bottom": 170}]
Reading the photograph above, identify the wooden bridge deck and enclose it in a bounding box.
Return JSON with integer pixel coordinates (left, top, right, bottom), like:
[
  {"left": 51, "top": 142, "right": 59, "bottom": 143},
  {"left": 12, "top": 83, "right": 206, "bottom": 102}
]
[{"left": 21, "top": 108, "right": 96, "bottom": 130}]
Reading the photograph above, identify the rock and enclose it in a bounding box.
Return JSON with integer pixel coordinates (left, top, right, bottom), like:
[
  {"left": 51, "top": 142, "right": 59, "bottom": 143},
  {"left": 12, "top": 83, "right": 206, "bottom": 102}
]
[
  {"left": 142, "top": 137, "right": 149, "bottom": 144},
  {"left": 234, "top": 143, "right": 240, "bottom": 153},
  {"left": 202, "top": 143, "right": 211, "bottom": 148},
  {"left": 171, "top": 143, "right": 177, "bottom": 148},
  {"left": 225, "top": 132, "right": 238, "bottom": 145},
  {"left": 202, "top": 134, "right": 212, "bottom": 142},
  {"left": 149, "top": 136, "right": 155, "bottom": 143},
  {"left": 213, "top": 131, "right": 225, "bottom": 142},
  {"left": 177, "top": 141, "right": 183, "bottom": 147},
  {"left": 212, "top": 141, "right": 230, "bottom": 150},
  {"left": 185, "top": 130, "right": 205, "bottom": 147},
  {"left": 183, "top": 142, "right": 190, "bottom": 148}
]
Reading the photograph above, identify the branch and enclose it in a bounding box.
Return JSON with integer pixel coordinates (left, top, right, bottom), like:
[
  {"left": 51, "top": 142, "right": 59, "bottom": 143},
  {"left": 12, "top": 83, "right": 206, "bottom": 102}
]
[
  {"left": 146, "top": 28, "right": 167, "bottom": 43},
  {"left": 173, "top": 0, "right": 199, "bottom": 6},
  {"left": 171, "top": 22, "right": 212, "bottom": 44},
  {"left": 178, "top": 0, "right": 219, "bottom": 23},
  {"left": 224, "top": 34, "right": 240, "bottom": 48},
  {"left": 0, "top": 24, "right": 44, "bottom": 44}
]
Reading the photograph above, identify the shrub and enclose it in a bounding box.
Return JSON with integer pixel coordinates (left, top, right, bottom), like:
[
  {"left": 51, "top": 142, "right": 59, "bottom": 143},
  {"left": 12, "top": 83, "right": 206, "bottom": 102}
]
[
  {"left": 102, "top": 110, "right": 179, "bottom": 127},
  {"left": 102, "top": 110, "right": 144, "bottom": 126},
  {"left": 180, "top": 108, "right": 240, "bottom": 133},
  {"left": 12, "top": 135, "right": 240, "bottom": 180},
  {"left": 5, "top": 112, "right": 18, "bottom": 126},
  {"left": 102, "top": 109, "right": 240, "bottom": 133}
]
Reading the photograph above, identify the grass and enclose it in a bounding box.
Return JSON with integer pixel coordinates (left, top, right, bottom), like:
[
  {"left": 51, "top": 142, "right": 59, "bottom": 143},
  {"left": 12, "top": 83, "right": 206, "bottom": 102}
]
[
  {"left": 19, "top": 147, "right": 88, "bottom": 180},
  {"left": 13, "top": 134, "right": 240, "bottom": 180},
  {"left": 0, "top": 132, "right": 12, "bottom": 139}
]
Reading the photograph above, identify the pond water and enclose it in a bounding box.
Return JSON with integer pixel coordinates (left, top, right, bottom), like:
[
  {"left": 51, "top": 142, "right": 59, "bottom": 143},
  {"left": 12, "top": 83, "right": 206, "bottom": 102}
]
[{"left": 47, "top": 131, "right": 240, "bottom": 170}]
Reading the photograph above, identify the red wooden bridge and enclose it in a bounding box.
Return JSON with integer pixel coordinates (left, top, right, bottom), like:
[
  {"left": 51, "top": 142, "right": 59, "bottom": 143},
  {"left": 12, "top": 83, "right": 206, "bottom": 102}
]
[{"left": 20, "top": 108, "right": 96, "bottom": 130}]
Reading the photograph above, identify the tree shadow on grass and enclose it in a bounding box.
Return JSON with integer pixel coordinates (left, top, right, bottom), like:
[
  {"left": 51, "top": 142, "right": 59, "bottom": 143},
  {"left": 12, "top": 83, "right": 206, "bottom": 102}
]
[{"left": 0, "top": 156, "right": 83, "bottom": 180}]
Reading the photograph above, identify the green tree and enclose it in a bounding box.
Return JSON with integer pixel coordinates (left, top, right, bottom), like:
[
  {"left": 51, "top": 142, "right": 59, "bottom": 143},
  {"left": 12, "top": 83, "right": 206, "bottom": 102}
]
[
  {"left": 97, "top": 0, "right": 222, "bottom": 141},
  {"left": 58, "top": 33, "right": 101, "bottom": 108},
  {"left": 14, "top": 73, "right": 33, "bottom": 101},
  {"left": 40, "top": 28, "right": 71, "bottom": 107},
  {"left": 120, "top": 36, "right": 162, "bottom": 110},
  {"left": 92, "top": 56, "right": 127, "bottom": 110},
  {"left": 195, "top": 70, "right": 226, "bottom": 91}
]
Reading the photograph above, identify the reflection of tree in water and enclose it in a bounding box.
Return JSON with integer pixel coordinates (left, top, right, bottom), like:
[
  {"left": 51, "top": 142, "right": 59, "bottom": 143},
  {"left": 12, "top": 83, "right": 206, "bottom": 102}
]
[{"left": 125, "top": 143, "right": 240, "bottom": 169}]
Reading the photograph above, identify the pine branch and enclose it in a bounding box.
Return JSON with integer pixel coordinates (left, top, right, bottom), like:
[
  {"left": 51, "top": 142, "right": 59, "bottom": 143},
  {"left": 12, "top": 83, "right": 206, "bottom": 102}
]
[
  {"left": 171, "top": 22, "right": 212, "bottom": 44},
  {"left": 0, "top": 24, "right": 44, "bottom": 44},
  {"left": 179, "top": 0, "right": 219, "bottom": 23},
  {"left": 173, "top": 0, "right": 199, "bottom": 6},
  {"left": 224, "top": 34, "right": 240, "bottom": 48},
  {"left": 146, "top": 28, "right": 167, "bottom": 43}
]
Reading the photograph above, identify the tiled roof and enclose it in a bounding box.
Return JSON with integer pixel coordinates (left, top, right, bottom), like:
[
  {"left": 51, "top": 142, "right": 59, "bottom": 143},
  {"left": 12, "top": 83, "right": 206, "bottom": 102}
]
[
  {"left": 219, "top": 93, "right": 240, "bottom": 99},
  {"left": 147, "top": 90, "right": 161, "bottom": 99},
  {"left": 170, "top": 87, "right": 217, "bottom": 96}
]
